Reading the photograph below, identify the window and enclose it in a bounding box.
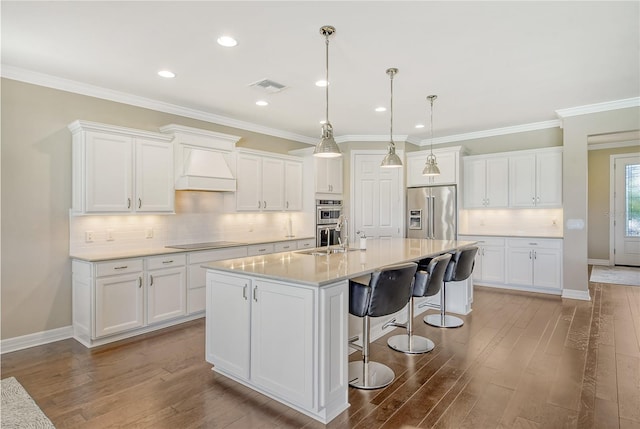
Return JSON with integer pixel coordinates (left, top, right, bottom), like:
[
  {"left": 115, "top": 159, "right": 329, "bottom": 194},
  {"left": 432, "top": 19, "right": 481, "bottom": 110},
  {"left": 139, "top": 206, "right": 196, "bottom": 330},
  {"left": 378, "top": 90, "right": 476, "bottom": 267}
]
[{"left": 626, "top": 163, "right": 640, "bottom": 237}]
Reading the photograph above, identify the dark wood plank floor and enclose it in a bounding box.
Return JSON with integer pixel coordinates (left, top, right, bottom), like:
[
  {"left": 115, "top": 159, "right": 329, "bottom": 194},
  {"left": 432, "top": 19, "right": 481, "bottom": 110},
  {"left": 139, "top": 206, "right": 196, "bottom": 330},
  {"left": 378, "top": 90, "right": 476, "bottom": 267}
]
[{"left": 2, "top": 277, "right": 639, "bottom": 428}]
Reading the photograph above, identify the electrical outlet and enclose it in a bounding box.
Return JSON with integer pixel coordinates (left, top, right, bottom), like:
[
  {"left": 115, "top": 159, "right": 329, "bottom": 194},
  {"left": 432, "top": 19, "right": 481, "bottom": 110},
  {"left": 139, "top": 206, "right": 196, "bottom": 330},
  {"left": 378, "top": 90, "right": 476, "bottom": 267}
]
[
  {"left": 85, "top": 231, "right": 94, "bottom": 242},
  {"left": 106, "top": 229, "right": 115, "bottom": 241},
  {"left": 145, "top": 228, "right": 154, "bottom": 239}
]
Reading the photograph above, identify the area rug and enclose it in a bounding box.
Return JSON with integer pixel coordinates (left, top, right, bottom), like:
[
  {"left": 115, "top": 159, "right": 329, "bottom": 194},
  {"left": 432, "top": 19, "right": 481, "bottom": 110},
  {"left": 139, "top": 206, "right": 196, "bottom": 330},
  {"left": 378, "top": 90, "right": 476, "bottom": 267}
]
[
  {"left": 590, "top": 265, "right": 640, "bottom": 287},
  {"left": 1, "top": 377, "right": 55, "bottom": 429}
]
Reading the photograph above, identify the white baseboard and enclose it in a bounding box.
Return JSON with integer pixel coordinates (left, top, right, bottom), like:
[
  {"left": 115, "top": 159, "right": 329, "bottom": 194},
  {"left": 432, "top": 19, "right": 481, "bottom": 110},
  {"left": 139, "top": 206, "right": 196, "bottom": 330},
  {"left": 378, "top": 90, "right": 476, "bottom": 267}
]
[
  {"left": 588, "top": 259, "right": 610, "bottom": 266},
  {"left": 1, "top": 325, "right": 73, "bottom": 354},
  {"left": 562, "top": 288, "right": 592, "bottom": 301}
]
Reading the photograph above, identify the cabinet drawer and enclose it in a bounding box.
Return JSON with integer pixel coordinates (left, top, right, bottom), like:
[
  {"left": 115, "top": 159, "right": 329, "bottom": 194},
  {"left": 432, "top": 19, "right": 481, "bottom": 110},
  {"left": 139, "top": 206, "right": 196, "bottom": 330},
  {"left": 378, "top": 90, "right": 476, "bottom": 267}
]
[
  {"left": 188, "top": 247, "right": 247, "bottom": 265},
  {"left": 248, "top": 244, "right": 275, "bottom": 256},
  {"left": 459, "top": 236, "right": 505, "bottom": 247},
  {"left": 146, "top": 254, "right": 186, "bottom": 270},
  {"left": 96, "top": 259, "right": 143, "bottom": 277},
  {"left": 274, "top": 241, "right": 296, "bottom": 252},
  {"left": 297, "top": 239, "right": 316, "bottom": 249},
  {"left": 507, "top": 238, "right": 563, "bottom": 249}
]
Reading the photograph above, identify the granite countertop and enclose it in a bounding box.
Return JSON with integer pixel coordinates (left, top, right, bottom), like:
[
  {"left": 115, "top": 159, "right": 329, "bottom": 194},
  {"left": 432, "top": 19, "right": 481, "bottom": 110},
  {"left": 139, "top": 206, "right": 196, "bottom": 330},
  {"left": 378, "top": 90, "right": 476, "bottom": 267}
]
[
  {"left": 203, "top": 238, "right": 476, "bottom": 287},
  {"left": 70, "top": 236, "right": 315, "bottom": 262}
]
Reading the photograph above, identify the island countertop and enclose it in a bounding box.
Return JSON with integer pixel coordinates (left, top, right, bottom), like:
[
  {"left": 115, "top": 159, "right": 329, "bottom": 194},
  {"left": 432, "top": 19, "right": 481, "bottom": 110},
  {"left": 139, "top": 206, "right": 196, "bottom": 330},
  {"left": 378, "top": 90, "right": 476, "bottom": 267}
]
[{"left": 203, "top": 238, "right": 476, "bottom": 287}]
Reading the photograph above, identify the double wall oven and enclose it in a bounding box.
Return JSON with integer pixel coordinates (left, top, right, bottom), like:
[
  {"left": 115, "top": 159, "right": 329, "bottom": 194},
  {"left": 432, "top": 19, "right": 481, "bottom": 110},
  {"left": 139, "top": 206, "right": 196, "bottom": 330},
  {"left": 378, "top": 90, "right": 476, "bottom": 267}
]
[{"left": 316, "top": 200, "right": 342, "bottom": 247}]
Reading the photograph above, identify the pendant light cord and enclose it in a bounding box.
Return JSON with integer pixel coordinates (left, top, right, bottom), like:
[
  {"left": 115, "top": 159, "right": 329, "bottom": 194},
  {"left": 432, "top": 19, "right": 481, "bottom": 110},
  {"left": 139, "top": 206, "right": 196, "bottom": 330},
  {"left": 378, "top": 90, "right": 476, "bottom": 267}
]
[
  {"left": 390, "top": 72, "right": 394, "bottom": 144},
  {"left": 325, "top": 35, "right": 330, "bottom": 124}
]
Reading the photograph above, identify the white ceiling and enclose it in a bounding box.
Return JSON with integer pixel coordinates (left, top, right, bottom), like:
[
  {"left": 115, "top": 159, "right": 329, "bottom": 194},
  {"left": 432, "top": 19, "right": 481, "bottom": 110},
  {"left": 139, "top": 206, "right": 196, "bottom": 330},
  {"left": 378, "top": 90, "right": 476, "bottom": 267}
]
[{"left": 2, "top": 1, "right": 639, "bottom": 146}]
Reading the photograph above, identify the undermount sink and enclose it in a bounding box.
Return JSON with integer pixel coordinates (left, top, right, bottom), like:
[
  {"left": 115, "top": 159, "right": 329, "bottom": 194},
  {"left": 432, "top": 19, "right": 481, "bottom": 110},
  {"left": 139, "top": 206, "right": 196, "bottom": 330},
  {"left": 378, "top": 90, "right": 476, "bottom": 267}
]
[{"left": 296, "top": 247, "right": 359, "bottom": 256}]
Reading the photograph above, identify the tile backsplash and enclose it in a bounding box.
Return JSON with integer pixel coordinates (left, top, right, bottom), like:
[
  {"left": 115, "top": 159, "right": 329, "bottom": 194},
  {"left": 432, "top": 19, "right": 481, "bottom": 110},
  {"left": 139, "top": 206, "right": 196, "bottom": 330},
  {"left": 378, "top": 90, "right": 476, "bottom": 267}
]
[
  {"left": 70, "top": 191, "right": 314, "bottom": 255},
  {"left": 459, "top": 208, "right": 563, "bottom": 237}
]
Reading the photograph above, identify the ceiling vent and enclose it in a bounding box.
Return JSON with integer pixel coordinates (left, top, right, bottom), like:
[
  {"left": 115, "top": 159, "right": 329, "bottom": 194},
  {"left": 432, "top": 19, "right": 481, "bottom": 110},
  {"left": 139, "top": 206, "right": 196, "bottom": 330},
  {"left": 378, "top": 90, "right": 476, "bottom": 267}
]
[{"left": 249, "top": 78, "right": 287, "bottom": 93}]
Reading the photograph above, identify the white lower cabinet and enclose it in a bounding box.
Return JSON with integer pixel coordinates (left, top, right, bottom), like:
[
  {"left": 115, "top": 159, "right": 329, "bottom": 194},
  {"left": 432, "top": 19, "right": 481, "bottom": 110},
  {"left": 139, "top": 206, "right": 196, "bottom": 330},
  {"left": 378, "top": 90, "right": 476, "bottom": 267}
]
[
  {"left": 187, "top": 247, "right": 248, "bottom": 315},
  {"left": 459, "top": 235, "right": 562, "bottom": 294},
  {"left": 72, "top": 254, "right": 189, "bottom": 347},
  {"left": 206, "top": 271, "right": 348, "bottom": 423},
  {"left": 506, "top": 238, "right": 562, "bottom": 291}
]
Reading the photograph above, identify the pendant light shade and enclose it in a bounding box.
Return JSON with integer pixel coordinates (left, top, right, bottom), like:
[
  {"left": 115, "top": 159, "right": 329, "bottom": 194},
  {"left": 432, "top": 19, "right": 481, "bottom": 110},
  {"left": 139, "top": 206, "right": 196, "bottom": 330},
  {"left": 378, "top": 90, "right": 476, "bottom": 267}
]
[
  {"left": 422, "top": 95, "right": 441, "bottom": 176},
  {"left": 381, "top": 68, "right": 403, "bottom": 168},
  {"left": 314, "top": 26, "right": 342, "bottom": 158}
]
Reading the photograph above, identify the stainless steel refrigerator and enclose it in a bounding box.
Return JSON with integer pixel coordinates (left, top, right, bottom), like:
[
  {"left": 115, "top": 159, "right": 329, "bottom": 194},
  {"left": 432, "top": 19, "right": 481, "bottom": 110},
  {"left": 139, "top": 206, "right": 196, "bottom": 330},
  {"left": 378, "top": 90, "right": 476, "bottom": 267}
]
[{"left": 406, "top": 185, "right": 457, "bottom": 240}]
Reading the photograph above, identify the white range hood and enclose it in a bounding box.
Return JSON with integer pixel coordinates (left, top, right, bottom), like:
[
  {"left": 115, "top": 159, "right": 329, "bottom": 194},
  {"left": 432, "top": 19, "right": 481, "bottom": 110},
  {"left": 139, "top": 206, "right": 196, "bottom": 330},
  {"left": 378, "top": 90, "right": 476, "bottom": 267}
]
[{"left": 160, "top": 124, "right": 241, "bottom": 192}]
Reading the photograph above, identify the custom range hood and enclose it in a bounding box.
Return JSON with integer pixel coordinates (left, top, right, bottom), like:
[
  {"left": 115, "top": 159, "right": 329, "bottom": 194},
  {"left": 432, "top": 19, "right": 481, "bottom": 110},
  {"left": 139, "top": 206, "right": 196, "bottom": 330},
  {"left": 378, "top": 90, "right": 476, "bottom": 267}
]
[{"left": 160, "top": 124, "right": 241, "bottom": 192}]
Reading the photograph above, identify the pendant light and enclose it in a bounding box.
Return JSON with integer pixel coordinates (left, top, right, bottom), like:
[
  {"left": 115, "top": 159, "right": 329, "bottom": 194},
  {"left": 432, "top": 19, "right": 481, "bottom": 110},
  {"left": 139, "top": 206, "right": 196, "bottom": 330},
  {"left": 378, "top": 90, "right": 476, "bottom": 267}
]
[
  {"left": 313, "top": 26, "right": 342, "bottom": 158},
  {"left": 380, "top": 68, "right": 403, "bottom": 168},
  {"left": 422, "top": 95, "right": 441, "bottom": 176}
]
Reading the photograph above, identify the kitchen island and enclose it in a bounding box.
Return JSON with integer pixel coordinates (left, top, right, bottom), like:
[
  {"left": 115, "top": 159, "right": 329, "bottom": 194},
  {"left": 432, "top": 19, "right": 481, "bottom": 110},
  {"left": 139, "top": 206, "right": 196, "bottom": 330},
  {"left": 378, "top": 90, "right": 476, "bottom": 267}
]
[{"left": 203, "top": 238, "right": 475, "bottom": 424}]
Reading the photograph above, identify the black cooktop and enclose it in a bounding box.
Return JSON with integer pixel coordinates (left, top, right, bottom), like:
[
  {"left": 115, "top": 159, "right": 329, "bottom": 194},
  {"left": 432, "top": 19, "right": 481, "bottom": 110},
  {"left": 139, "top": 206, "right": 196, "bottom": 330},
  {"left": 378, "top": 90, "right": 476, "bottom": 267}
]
[{"left": 165, "top": 241, "right": 246, "bottom": 250}]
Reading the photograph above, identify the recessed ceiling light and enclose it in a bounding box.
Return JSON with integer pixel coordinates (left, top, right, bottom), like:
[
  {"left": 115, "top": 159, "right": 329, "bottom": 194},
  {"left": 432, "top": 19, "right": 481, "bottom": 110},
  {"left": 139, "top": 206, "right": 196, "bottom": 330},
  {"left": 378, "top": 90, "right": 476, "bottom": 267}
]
[
  {"left": 415, "top": 124, "right": 425, "bottom": 129},
  {"left": 375, "top": 107, "right": 387, "bottom": 112},
  {"left": 217, "top": 36, "right": 238, "bottom": 47},
  {"left": 256, "top": 100, "right": 269, "bottom": 106},
  {"left": 315, "top": 80, "right": 329, "bottom": 87},
  {"left": 158, "top": 70, "right": 175, "bottom": 78}
]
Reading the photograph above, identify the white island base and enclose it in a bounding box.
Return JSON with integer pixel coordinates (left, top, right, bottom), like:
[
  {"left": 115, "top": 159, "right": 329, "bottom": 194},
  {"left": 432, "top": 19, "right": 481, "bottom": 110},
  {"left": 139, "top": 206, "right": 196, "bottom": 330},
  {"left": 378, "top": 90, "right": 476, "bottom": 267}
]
[{"left": 204, "top": 238, "right": 475, "bottom": 424}]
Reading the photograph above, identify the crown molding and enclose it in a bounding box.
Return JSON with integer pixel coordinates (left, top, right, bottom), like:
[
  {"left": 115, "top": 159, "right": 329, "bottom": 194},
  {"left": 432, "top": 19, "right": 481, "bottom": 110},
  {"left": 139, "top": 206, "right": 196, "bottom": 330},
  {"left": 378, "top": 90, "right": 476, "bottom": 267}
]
[
  {"left": 335, "top": 134, "right": 409, "bottom": 143},
  {"left": 587, "top": 140, "right": 640, "bottom": 151},
  {"left": 415, "top": 119, "right": 561, "bottom": 146},
  {"left": 555, "top": 97, "right": 640, "bottom": 118},
  {"left": 1, "top": 65, "right": 317, "bottom": 145}
]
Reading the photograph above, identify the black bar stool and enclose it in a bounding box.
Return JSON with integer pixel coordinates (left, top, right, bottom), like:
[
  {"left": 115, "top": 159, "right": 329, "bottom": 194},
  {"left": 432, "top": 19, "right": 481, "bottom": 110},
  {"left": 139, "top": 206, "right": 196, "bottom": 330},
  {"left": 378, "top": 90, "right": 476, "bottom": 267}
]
[
  {"left": 386, "top": 253, "right": 452, "bottom": 354},
  {"left": 348, "top": 262, "right": 417, "bottom": 390},
  {"left": 424, "top": 246, "right": 478, "bottom": 328}
]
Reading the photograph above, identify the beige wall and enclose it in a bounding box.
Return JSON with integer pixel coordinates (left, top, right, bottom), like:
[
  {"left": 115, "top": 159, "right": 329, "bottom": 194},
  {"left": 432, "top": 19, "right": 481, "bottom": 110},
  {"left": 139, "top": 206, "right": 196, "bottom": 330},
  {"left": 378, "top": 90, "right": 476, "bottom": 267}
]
[
  {"left": 562, "top": 107, "right": 640, "bottom": 297},
  {"left": 0, "top": 78, "right": 308, "bottom": 340},
  {"left": 588, "top": 144, "right": 640, "bottom": 260}
]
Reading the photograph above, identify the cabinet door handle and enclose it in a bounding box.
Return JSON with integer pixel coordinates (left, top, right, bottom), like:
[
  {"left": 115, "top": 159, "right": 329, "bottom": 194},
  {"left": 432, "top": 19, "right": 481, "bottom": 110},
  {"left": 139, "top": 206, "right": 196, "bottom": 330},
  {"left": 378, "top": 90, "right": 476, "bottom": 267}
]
[
  {"left": 529, "top": 250, "right": 532, "bottom": 259},
  {"left": 286, "top": 201, "right": 289, "bottom": 209},
  {"left": 253, "top": 286, "right": 258, "bottom": 302},
  {"left": 282, "top": 245, "right": 290, "bottom": 249},
  {"left": 533, "top": 250, "right": 537, "bottom": 259},
  {"left": 138, "top": 198, "right": 142, "bottom": 209},
  {"left": 482, "top": 248, "right": 485, "bottom": 256},
  {"left": 127, "top": 198, "right": 131, "bottom": 209},
  {"left": 149, "top": 275, "right": 154, "bottom": 286},
  {"left": 263, "top": 200, "right": 267, "bottom": 209},
  {"left": 536, "top": 196, "right": 540, "bottom": 203},
  {"left": 258, "top": 201, "right": 261, "bottom": 209},
  {"left": 138, "top": 277, "right": 142, "bottom": 288},
  {"left": 114, "top": 265, "right": 128, "bottom": 270},
  {"left": 243, "top": 284, "right": 248, "bottom": 300},
  {"left": 162, "top": 260, "right": 174, "bottom": 264}
]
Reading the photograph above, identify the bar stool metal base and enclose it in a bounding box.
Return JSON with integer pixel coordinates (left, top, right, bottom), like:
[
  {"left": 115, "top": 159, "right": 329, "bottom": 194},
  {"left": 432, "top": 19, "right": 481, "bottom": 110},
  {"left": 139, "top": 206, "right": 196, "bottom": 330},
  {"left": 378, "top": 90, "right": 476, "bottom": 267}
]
[
  {"left": 348, "top": 361, "right": 395, "bottom": 390},
  {"left": 425, "top": 313, "right": 464, "bottom": 328},
  {"left": 387, "top": 334, "right": 435, "bottom": 354}
]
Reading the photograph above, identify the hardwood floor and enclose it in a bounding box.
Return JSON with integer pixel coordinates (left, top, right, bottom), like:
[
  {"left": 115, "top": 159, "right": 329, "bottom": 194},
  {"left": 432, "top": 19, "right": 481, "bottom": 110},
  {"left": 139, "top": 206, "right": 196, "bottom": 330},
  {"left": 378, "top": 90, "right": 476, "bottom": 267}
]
[{"left": 2, "top": 279, "right": 639, "bottom": 428}]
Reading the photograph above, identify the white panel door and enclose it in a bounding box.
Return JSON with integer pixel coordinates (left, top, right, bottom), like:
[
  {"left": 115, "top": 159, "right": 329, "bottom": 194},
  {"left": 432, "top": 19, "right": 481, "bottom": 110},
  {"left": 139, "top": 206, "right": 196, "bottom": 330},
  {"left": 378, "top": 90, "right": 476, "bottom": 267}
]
[
  {"left": 614, "top": 155, "right": 640, "bottom": 266},
  {"left": 463, "top": 158, "right": 487, "bottom": 208},
  {"left": 85, "top": 131, "right": 133, "bottom": 212},
  {"left": 262, "top": 157, "right": 285, "bottom": 210},
  {"left": 506, "top": 248, "right": 534, "bottom": 286},
  {"left": 354, "top": 153, "right": 401, "bottom": 239},
  {"left": 533, "top": 248, "right": 561, "bottom": 288},
  {"left": 482, "top": 246, "right": 506, "bottom": 283},
  {"left": 206, "top": 273, "right": 251, "bottom": 379},
  {"left": 147, "top": 267, "right": 186, "bottom": 324},
  {"left": 509, "top": 154, "right": 537, "bottom": 207},
  {"left": 251, "top": 280, "right": 314, "bottom": 409},
  {"left": 284, "top": 161, "right": 303, "bottom": 210},
  {"left": 236, "top": 154, "right": 262, "bottom": 211},
  {"left": 485, "top": 157, "right": 509, "bottom": 207},
  {"left": 95, "top": 273, "right": 143, "bottom": 338},
  {"left": 135, "top": 138, "right": 174, "bottom": 212},
  {"left": 535, "top": 150, "right": 562, "bottom": 207}
]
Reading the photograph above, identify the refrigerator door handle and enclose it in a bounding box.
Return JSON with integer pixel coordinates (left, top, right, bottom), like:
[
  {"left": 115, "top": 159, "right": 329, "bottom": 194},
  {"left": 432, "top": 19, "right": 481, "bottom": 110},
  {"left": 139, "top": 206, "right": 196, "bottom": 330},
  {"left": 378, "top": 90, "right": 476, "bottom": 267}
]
[
  {"left": 431, "top": 196, "right": 436, "bottom": 239},
  {"left": 426, "top": 196, "right": 432, "bottom": 239}
]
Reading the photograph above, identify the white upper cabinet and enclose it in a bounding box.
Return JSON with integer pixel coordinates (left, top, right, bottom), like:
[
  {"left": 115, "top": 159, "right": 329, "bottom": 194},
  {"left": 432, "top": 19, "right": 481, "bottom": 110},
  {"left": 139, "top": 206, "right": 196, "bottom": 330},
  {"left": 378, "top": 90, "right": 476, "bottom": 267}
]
[
  {"left": 406, "top": 147, "right": 461, "bottom": 187},
  {"left": 69, "top": 120, "right": 174, "bottom": 214},
  {"left": 284, "top": 161, "right": 303, "bottom": 210},
  {"left": 463, "top": 155, "right": 509, "bottom": 208},
  {"left": 234, "top": 150, "right": 303, "bottom": 212},
  {"left": 315, "top": 157, "right": 343, "bottom": 194},
  {"left": 509, "top": 148, "right": 562, "bottom": 208}
]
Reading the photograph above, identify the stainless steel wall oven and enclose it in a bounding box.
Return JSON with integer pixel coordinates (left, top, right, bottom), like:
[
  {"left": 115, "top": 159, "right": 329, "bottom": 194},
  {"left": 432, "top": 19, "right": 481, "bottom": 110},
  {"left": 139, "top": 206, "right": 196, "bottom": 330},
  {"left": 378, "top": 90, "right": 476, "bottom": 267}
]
[{"left": 316, "top": 199, "right": 342, "bottom": 247}]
